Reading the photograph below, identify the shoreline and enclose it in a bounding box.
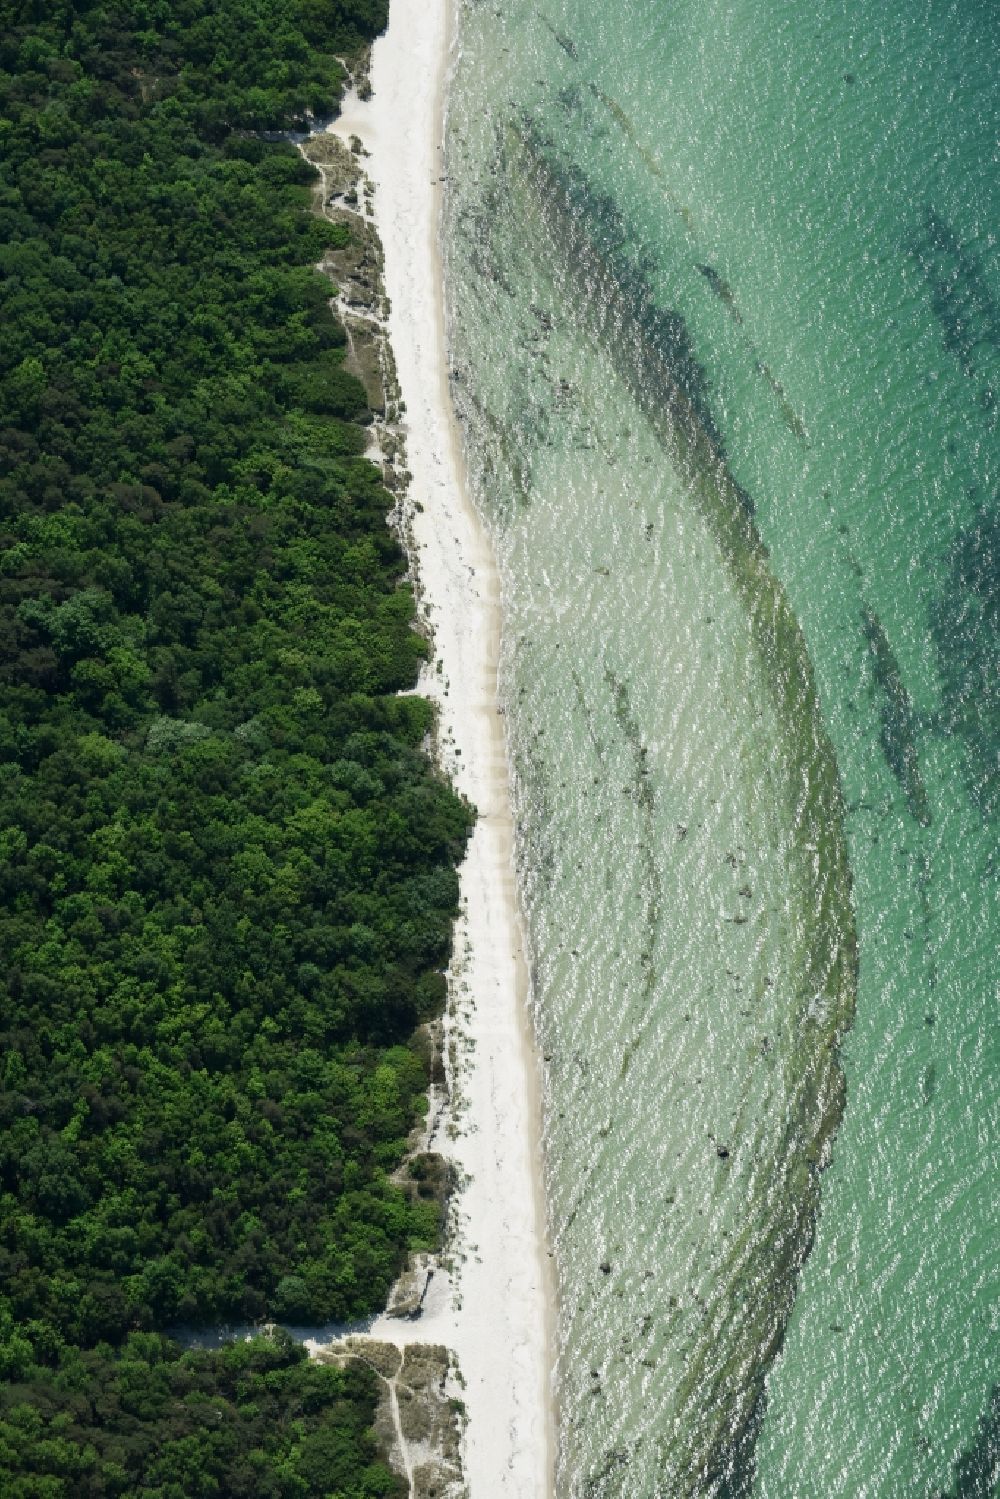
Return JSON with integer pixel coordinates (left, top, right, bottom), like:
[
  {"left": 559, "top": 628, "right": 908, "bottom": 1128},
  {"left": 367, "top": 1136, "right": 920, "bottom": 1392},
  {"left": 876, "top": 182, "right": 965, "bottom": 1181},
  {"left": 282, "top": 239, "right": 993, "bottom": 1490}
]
[{"left": 328, "top": 3, "right": 555, "bottom": 1494}]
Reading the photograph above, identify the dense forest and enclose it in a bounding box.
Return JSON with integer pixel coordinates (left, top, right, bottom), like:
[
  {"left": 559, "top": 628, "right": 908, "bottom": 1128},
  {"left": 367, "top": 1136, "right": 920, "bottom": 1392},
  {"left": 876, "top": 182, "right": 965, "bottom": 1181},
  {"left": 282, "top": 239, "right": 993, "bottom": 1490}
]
[{"left": 0, "top": 1, "right": 471, "bottom": 1491}]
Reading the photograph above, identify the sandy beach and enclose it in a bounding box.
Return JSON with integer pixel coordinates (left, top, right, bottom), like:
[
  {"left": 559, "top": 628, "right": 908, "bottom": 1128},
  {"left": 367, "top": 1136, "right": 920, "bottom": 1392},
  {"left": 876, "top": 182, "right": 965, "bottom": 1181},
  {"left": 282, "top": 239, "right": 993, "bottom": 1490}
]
[{"left": 326, "top": 3, "right": 555, "bottom": 1494}]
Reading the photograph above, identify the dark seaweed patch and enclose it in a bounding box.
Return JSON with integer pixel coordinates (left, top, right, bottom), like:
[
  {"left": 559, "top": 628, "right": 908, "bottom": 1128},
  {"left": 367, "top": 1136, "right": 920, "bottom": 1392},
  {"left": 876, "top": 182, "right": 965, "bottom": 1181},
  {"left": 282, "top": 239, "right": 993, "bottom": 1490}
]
[
  {"left": 933, "top": 1385, "right": 1000, "bottom": 1499},
  {"left": 603, "top": 667, "right": 661, "bottom": 1081},
  {"left": 516, "top": 117, "right": 728, "bottom": 458},
  {"left": 910, "top": 207, "right": 1000, "bottom": 398},
  {"left": 511, "top": 121, "right": 858, "bottom": 1498},
  {"left": 540, "top": 12, "right": 579, "bottom": 59},
  {"left": 930, "top": 505, "right": 1000, "bottom": 822},
  {"left": 697, "top": 262, "right": 743, "bottom": 324},
  {"left": 860, "top": 604, "right": 932, "bottom": 826},
  {"left": 695, "top": 266, "right": 810, "bottom": 443}
]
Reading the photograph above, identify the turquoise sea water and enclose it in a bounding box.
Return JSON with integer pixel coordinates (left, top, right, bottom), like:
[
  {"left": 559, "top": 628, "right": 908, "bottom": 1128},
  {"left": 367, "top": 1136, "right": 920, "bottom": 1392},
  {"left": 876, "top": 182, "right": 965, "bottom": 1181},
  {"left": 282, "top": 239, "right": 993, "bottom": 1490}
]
[{"left": 443, "top": 1, "right": 998, "bottom": 1493}]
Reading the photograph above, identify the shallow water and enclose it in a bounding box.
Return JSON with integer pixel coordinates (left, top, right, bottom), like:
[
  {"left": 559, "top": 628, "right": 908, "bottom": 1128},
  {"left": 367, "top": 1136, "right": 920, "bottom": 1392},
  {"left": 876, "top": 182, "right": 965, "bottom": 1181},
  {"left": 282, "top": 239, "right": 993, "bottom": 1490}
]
[{"left": 443, "top": 1, "right": 998, "bottom": 1493}]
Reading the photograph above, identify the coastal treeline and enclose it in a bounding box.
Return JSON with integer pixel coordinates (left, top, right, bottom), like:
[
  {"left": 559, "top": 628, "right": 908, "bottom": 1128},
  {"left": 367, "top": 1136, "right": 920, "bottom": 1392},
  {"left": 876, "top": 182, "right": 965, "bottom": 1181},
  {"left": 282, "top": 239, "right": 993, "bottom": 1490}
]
[{"left": 0, "top": 1, "right": 469, "bottom": 1491}]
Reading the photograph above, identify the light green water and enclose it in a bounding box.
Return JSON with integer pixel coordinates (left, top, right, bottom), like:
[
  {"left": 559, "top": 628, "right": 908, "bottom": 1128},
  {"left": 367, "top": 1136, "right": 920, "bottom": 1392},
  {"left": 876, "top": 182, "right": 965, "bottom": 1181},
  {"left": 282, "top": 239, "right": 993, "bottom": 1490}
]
[{"left": 443, "top": 0, "right": 998, "bottom": 1493}]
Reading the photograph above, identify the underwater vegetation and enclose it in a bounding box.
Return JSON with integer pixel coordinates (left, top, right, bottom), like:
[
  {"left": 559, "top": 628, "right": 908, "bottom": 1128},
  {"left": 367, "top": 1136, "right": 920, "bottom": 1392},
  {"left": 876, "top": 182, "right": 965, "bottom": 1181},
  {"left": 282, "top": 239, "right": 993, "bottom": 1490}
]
[{"left": 507, "top": 121, "right": 858, "bottom": 1495}]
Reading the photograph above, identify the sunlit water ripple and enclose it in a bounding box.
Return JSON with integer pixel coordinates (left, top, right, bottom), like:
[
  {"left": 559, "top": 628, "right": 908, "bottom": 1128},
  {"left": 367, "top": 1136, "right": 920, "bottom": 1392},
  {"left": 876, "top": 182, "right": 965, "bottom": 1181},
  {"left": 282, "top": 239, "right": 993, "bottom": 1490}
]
[{"left": 443, "top": 0, "right": 998, "bottom": 1493}]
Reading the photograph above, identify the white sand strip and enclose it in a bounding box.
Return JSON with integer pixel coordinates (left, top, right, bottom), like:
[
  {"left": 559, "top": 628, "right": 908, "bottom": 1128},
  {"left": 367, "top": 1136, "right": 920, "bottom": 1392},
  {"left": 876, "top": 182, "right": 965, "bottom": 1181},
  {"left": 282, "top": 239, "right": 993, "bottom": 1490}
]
[{"left": 327, "top": 4, "right": 555, "bottom": 1495}]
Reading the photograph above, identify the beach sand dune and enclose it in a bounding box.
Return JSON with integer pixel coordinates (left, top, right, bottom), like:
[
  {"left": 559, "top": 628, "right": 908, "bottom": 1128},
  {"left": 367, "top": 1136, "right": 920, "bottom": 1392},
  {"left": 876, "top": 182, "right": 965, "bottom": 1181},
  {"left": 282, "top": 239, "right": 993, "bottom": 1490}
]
[{"left": 325, "top": 4, "right": 555, "bottom": 1494}]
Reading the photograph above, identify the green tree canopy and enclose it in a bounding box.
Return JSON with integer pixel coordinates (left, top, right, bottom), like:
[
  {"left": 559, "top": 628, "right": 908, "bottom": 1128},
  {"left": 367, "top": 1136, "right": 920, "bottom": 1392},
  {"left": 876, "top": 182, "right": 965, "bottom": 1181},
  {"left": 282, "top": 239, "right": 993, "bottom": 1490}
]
[{"left": 0, "top": 0, "right": 465, "bottom": 1491}]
